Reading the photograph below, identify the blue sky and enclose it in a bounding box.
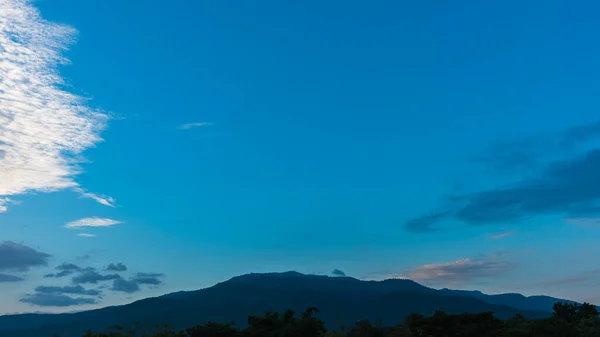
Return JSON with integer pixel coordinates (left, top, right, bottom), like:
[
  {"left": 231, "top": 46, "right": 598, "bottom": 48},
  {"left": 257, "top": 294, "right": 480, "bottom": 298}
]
[{"left": 1, "top": 0, "right": 600, "bottom": 314}]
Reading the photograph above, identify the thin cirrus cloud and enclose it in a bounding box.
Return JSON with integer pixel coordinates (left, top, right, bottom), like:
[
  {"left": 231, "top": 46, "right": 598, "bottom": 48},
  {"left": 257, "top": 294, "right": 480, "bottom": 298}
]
[
  {"left": 487, "top": 231, "right": 515, "bottom": 239},
  {"left": 0, "top": 0, "right": 114, "bottom": 213},
  {"left": 65, "top": 217, "right": 123, "bottom": 229},
  {"left": 77, "top": 233, "right": 96, "bottom": 238},
  {"left": 179, "top": 122, "right": 213, "bottom": 130},
  {"left": 72, "top": 187, "right": 116, "bottom": 208},
  {"left": 365, "top": 253, "right": 512, "bottom": 288}
]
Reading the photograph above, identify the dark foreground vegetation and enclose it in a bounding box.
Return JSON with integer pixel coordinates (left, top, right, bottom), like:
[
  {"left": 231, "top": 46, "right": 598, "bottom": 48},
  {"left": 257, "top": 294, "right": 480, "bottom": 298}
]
[{"left": 77, "top": 302, "right": 599, "bottom": 337}]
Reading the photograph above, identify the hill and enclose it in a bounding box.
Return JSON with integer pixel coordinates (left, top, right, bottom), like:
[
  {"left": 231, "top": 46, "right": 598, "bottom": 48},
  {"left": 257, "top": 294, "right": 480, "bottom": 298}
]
[{"left": 0, "top": 271, "right": 571, "bottom": 337}]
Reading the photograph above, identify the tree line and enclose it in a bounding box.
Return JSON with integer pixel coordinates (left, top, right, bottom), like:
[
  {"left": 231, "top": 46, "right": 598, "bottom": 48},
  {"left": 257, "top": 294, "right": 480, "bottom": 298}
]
[{"left": 76, "top": 302, "right": 599, "bottom": 337}]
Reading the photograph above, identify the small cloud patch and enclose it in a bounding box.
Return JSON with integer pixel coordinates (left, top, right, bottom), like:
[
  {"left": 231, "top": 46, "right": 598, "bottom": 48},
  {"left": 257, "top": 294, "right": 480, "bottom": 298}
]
[
  {"left": 44, "top": 263, "right": 83, "bottom": 278},
  {"left": 72, "top": 271, "right": 120, "bottom": 284},
  {"left": 109, "top": 272, "right": 166, "bottom": 293},
  {"left": 105, "top": 263, "right": 127, "bottom": 272},
  {"left": 133, "top": 272, "right": 164, "bottom": 285},
  {"left": 111, "top": 278, "right": 140, "bottom": 293},
  {"left": 331, "top": 269, "right": 346, "bottom": 277}
]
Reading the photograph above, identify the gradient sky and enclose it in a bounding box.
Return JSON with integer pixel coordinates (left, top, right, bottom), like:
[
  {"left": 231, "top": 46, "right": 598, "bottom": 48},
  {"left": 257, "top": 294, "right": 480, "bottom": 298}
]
[{"left": 1, "top": 0, "right": 600, "bottom": 314}]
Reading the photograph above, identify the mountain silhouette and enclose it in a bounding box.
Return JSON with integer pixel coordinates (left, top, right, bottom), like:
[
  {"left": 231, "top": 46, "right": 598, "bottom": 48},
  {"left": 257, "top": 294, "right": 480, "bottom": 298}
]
[{"left": 0, "top": 271, "right": 580, "bottom": 337}]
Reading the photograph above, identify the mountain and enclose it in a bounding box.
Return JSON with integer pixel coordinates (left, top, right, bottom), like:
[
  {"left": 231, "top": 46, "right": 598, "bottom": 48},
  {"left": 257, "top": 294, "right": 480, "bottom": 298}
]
[
  {"left": 0, "top": 271, "right": 571, "bottom": 337},
  {"left": 437, "top": 288, "right": 579, "bottom": 312}
]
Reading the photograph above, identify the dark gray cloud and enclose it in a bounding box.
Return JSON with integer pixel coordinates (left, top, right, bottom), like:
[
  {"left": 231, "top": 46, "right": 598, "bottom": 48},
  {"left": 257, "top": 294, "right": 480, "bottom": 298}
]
[
  {"left": 57, "top": 263, "right": 82, "bottom": 272},
  {"left": 0, "top": 241, "right": 50, "bottom": 272},
  {"left": 474, "top": 136, "right": 543, "bottom": 172},
  {"left": 20, "top": 293, "right": 97, "bottom": 307},
  {"left": 105, "top": 263, "right": 127, "bottom": 272},
  {"left": 108, "top": 272, "right": 165, "bottom": 292},
  {"left": 331, "top": 269, "right": 346, "bottom": 277},
  {"left": 35, "top": 285, "right": 101, "bottom": 296},
  {"left": 406, "top": 149, "right": 600, "bottom": 231},
  {"left": 72, "top": 271, "right": 120, "bottom": 284},
  {"left": 44, "top": 263, "right": 85, "bottom": 278},
  {"left": 132, "top": 272, "right": 164, "bottom": 285},
  {"left": 111, "top": 278, "right": 140, "bottom": 293},
  {"left": 561, "top": 120, "right": 600, "bottom": 149},
  {"left": 474, "top": 120, "right": 600, "bottom": 173},
  {"left": 0, "top": 273, "right": 24, "bottom": 282},
  {"left": 44, "top": 270, "right": 73, "bottom": 278}
]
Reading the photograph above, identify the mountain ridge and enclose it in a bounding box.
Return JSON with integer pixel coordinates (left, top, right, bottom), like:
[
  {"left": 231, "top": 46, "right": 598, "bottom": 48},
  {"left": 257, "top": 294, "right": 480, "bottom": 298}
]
[{"left": 0, "top": 271, "right": 589, "bottom": 337}]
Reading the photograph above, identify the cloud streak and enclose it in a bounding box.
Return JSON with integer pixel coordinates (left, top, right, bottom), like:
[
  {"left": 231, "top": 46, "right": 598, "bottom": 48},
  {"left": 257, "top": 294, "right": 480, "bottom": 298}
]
[
  {"left": 73, "top": 187, "right": 116, "bottom": 207},
  {"left": 77, "top": 233, "right": 96, "bottom": 237},
  {"left": 65, "top": 217, "right": 123, "bottom": 229},
  {"left": 179, "top": 122, "right": 213, "bottom": 130},
  {"left": 0, "top": 0, "right": 113, "bottom": 212}
]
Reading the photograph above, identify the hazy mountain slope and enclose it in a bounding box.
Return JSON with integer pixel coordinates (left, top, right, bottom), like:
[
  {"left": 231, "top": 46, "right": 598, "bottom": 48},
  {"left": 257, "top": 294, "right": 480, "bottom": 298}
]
[{"left": 438, "top": 288, "right": 582, "bottom": 312}]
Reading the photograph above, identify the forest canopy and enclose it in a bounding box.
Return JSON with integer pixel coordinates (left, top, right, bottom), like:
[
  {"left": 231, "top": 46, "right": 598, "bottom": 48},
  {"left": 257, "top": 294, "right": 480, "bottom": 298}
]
[{"left": 76, "top": 302, "right": 599, "bottom": 337}]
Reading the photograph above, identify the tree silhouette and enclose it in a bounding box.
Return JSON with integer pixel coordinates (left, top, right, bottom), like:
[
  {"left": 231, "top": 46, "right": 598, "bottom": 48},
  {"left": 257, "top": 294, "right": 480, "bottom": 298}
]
[{"left": 73, "top": 301, "right": 600, "bottom": 337}]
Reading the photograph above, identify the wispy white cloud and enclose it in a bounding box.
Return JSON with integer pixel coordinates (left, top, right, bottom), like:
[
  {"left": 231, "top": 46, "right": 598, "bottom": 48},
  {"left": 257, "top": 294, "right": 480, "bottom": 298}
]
[
  {"left": 0, "top": 198, "right": 15, "bottom": 213},
  {"left": 0, "top": 0, "right": 113, "bottom": 212},
  {"left": 72, "top": 188, "right": 116, "bottom": 207},
  {"left": 179, "top": 122, "right": 213, "bottom": 130},
  {"left": 65, "top": 217, "right": 123, "bottom": 229},
  {"left": 76, "top": 233, "right": 96, "bottom": 237}
]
